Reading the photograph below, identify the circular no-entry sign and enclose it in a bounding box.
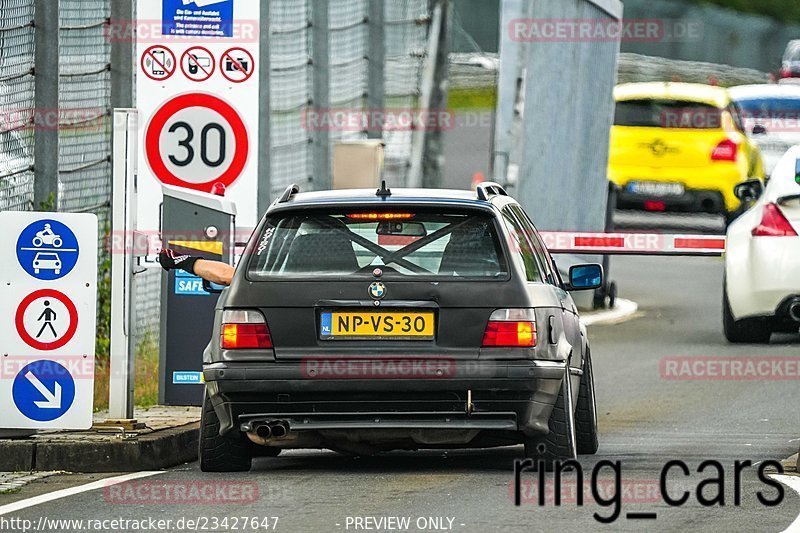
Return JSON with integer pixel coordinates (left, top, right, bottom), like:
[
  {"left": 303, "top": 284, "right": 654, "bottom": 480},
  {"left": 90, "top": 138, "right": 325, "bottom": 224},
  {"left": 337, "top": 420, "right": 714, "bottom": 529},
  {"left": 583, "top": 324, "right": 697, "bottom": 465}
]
[
  {"left": 145, "top": 93, "right": 249, "bottom": 192},
  {"left": 141, "top": 45, "right": 176, "bottom": 82},
  {"left": 15, "top": 289, "right": 79, "bottom": 351}
]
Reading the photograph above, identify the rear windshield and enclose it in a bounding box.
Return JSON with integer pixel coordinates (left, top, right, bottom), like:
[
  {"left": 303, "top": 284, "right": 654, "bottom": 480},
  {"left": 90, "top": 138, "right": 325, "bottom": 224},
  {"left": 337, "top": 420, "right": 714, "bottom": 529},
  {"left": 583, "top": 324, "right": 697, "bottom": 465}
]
[
  {"left": 734, "top": 97, "right": 800, "bottom": 118},
  {"left": 784, "top": 42, "right": 800, "bottom": 63},
  {"left": 614, "top": 99, "right": 722, "bottom": 129},
  {"left": 246, "top": 210, "right": 509, "bottom": 280}
]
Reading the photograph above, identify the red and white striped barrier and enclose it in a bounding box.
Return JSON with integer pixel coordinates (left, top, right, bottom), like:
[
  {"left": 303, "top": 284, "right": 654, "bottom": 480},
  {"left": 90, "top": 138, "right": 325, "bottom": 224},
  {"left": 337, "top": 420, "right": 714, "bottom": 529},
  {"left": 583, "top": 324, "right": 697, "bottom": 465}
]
[{"left": 539, "top": 232, "right": 726, "bottom": 256}]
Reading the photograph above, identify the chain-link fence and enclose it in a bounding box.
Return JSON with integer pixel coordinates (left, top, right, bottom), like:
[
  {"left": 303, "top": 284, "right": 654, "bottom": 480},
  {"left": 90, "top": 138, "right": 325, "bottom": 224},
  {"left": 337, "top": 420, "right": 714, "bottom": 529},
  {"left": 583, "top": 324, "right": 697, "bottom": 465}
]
[
  {"left": 58, "top": 0, "right": 112, "bottom": 227},
  {"left": 0, "top": 0, "right": 35, "bottom": 212},
  {"left": 267, "top": 0, "right": 431, "bottom": 195}
]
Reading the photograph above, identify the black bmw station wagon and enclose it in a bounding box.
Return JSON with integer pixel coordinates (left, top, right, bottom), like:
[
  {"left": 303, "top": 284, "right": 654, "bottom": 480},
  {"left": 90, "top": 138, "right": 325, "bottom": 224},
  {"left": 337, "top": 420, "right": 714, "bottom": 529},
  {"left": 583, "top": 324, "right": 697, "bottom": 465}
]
[{"left": 200, "top": 183, "right": 602, "bottom": 472}]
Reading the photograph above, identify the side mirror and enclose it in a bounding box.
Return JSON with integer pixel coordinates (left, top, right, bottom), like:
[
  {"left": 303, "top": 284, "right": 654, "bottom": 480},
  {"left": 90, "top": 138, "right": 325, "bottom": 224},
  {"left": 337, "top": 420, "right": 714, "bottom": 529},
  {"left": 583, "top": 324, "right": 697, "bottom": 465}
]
[
  {"left": 567, "top": 264, "right": 604, "bottom": 291},
  {"left": 795, "top": 158, "right": 800, "bottom": 185},
  {"left": 202, "top": 279, "right": 226, "bottom": 294},
  {"left": 752, "top": 124, "right": 767, "bottom": 135},
  {"left": 734, "top": 179, "right": 764, "bottom": 202}
]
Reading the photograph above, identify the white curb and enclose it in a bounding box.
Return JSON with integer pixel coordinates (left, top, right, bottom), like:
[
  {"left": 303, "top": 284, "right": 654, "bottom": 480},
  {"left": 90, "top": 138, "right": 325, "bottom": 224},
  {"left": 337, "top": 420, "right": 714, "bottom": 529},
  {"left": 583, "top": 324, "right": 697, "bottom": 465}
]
[{"left": 580, "top": 298, "right": 639, "bottom": 327}]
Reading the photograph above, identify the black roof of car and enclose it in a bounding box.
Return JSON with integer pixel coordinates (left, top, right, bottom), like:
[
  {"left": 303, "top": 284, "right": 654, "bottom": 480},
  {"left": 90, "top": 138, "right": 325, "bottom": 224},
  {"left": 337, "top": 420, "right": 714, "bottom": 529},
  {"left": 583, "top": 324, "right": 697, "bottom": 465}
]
[{"left": 267, "top": 184, "right": 511, "bottom": 213}]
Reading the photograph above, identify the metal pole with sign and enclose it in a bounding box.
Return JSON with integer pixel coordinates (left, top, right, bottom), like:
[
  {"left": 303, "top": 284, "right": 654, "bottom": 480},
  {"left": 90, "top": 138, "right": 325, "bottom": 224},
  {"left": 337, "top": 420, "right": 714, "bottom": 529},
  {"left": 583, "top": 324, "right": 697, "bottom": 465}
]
[
  {"left": 108, "top": 109, "right": 141, "bottom": 421},
  {"left": 0, "top": 213, "right": 98, "bottom": 430}
]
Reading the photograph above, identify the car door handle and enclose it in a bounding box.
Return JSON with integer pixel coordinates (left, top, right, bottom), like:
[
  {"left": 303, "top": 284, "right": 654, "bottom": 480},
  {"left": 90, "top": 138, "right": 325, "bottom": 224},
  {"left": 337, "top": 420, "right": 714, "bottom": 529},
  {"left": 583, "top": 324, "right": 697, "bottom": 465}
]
[{"left": 548, "top": 315, "right": 556, "bottom": 344}]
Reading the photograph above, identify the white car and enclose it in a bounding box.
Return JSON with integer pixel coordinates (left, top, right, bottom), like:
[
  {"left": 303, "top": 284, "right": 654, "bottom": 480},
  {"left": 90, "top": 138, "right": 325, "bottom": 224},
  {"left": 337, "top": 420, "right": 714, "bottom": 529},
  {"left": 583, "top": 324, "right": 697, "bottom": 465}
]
[
  {"left": 729, "top": 84, "right": 800, "bottom": 177},
  {"left": 724, "top": 146, "right": 800, "bottom": 343},
  {"left": 32, "top": 252, "right": 62, "bottom": 275}
]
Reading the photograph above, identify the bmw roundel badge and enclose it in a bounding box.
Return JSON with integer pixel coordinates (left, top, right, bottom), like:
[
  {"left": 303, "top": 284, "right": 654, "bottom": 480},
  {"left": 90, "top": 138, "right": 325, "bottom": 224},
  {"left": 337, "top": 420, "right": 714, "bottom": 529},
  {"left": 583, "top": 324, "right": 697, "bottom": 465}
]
[{"left": 369, "top": 281, "right": 386, "bottom": 300}]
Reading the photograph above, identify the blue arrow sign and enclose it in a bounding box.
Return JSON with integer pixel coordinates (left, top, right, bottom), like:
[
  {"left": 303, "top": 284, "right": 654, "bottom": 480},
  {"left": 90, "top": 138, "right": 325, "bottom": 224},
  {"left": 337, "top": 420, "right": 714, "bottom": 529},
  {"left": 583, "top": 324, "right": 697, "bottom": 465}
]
[
  {"left": 12, "top": 361, "right": 76, "bottom": 422},
  {"left": 16, "top": 219, "right": 80, "bottom": 281}
]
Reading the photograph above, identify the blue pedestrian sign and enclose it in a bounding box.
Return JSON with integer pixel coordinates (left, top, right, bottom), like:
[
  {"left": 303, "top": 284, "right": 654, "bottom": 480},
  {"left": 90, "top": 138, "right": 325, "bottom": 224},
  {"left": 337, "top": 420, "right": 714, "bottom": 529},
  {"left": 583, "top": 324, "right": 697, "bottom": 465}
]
[
  {"left": 12, "top": 361, "right": 76, "bottom": 422},
  {"left": 16, "top": 219, "right": 80, "bottom": 281}
]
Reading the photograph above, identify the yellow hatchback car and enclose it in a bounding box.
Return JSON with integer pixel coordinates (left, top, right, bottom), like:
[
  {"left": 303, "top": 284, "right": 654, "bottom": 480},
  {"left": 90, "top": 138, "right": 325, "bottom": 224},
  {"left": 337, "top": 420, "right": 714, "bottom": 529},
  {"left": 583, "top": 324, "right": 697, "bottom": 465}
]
[{"left": 609, "top": 82, "right": 764, "bottom": 222}]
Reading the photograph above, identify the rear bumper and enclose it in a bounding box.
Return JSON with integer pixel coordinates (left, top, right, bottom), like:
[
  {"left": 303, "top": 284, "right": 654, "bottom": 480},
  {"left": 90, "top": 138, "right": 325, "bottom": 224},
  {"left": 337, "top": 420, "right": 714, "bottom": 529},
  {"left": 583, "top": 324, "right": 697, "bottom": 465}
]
[
  {"left": 616, "top": 188, "right": 727, "bottom": 214},
  {"left": 204, "top": 360, "right": 566, "bottom": 437},
  {"left": 726, "top": 235, "right": 800, "bottom": 319}
]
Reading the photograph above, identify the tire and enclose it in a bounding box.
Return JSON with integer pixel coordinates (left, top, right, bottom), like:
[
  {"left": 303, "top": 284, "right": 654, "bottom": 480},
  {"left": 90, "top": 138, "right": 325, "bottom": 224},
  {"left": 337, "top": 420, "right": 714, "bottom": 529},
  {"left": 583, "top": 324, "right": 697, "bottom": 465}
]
[
  {"left": 723, "top": 285, "right": 771, "bottom": 344},
  {"left": 575, "top": 350, "right": 599, "bottom": 455},
  {"left": 523, "top": 370, "right": 578, "bottom": 467},
  {"left": 199, "top": 391, "right": 252, "bottom": 472}
]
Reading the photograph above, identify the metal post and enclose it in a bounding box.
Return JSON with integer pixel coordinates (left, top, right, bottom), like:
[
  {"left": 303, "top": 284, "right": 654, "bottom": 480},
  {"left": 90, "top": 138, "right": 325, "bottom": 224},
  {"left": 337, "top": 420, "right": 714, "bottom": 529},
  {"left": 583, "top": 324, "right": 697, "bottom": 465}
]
[
  {"left": 108, "top": 109, "right": 139, "bottom": 421},
  {"left": 110, "top": 0, "right": 134, "bottom": 109},
  {"left": 311, "top": 0, "right": 331, "bottom": 190},
  {"left": 257, "top": 0, "right": 272, "bottom": 212},
  {"left": 33, "top": 0, "right": 60, "bottom": 210},
  {"left": 492, "top": 0, "right": 525, "bottom": 185},
  {"left": 407, "top": 0, "right": 443, "bottom": 188},
  {"left": 366, "top": 0, "right": 385, "bottom": 141},
  {"left": 422, "top": 0, "right": 450, "bottom": 189}
]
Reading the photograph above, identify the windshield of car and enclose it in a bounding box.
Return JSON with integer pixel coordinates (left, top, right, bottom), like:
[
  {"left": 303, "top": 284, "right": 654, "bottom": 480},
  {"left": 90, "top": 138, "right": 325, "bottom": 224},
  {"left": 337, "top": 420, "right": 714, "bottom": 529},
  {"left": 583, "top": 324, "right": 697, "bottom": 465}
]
[
  {"left": 247, "top": 210, "right": 508, "bottom": 280},
  {"left": 614, "top": 99, "right": 722, "bottom": 129}
]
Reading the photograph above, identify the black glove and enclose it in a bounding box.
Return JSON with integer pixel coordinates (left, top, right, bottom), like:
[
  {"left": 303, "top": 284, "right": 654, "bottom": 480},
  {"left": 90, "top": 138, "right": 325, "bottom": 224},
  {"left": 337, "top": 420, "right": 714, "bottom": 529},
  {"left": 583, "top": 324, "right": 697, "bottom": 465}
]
[{"left": 158, "top": 249, "right": 200, "bottom": 275}]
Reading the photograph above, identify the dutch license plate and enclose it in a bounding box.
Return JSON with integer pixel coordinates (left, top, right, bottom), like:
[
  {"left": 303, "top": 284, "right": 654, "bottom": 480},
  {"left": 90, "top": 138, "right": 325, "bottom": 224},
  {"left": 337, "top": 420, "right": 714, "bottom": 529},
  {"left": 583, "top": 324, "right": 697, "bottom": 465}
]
[
  {"left": 627, "top": 181, "right": 685, "bottom": 197},
  {"left": 320, "top": 311, "right": 435, "bottom": 340}
]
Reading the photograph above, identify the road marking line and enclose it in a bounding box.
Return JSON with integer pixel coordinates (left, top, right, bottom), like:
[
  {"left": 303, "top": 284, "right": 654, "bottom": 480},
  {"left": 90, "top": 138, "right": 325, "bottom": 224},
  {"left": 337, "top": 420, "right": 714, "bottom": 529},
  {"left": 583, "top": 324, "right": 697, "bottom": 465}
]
[
  {"left": 771, "top": 474, "right": 800, "bottom": 533},
  {"left": 0, "top": 471, "right": 164, "bottom": 516}
]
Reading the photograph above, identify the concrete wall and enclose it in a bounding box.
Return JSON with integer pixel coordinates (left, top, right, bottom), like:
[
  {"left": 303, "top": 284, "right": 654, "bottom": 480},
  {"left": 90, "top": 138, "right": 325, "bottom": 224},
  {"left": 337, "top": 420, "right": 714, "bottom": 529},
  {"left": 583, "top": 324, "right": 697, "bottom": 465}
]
[{"left": 512, "top": 0, "right": 622, "bottom": 233}]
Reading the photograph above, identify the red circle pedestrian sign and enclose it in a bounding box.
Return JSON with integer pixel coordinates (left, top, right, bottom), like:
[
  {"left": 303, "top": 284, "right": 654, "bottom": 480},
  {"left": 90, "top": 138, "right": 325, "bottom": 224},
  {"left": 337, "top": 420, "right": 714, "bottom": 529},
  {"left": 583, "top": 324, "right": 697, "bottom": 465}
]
[
  {"left": 181, "top": 46, "right": 215, "bottom": 83},
  {"left": 15, "top": 289, "right": 79, "bottom": 351},
  {"left": 141, "top": 45, "right": 176, "bottom": 82},
  {"left": 145, "top": 93, "right": 249, "bottom": 193},
  {"left": 220, "top": 47, "right": 255, "bottom": 83}
]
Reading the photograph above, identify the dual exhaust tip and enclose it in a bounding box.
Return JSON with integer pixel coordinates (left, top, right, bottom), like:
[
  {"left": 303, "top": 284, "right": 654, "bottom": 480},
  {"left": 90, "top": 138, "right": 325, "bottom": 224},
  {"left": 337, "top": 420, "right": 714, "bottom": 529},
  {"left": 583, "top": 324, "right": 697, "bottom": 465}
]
[{"left": 252, "top": 421, "right": 289, "bottom": 440}]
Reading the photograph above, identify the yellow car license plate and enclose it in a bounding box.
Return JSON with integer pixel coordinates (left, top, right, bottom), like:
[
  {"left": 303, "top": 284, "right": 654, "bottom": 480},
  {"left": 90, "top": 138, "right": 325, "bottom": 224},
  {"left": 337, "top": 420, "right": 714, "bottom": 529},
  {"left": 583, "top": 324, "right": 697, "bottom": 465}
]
[{"left": 320, "top": 311, "right": 435, "bottom": 340}]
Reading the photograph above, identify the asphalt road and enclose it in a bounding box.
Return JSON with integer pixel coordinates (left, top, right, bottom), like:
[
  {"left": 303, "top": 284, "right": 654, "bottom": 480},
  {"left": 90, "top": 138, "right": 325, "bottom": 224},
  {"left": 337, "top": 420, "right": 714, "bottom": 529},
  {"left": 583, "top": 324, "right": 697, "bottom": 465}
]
[{"left": 1, "top": 254, "right": 798, "bottom": 533}]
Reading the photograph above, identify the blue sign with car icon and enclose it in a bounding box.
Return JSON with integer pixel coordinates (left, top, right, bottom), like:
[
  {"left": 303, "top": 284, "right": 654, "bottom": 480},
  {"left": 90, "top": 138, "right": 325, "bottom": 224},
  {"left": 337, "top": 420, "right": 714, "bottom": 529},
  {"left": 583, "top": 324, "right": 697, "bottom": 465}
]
[{"left": 16, "top": 219, "right": 80, "bottom": 281}]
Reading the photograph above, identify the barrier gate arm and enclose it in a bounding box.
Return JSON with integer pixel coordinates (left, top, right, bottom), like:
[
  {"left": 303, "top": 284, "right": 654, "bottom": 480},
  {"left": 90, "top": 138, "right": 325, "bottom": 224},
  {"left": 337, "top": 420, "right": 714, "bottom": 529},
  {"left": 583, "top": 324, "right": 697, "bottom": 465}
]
[{"left": 539, "top": 232, "right": 726, "bottom": 257}]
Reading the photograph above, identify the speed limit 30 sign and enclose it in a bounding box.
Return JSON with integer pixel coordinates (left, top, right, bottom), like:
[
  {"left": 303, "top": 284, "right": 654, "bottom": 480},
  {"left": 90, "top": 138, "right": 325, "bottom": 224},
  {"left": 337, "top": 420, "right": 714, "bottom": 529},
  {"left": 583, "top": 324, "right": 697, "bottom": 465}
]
[
  {"left": 145, "top": 93, "right": 249, "bottom": 192},
  {"left": 136, "top": 0, "right": 260, "bottom": 232}
]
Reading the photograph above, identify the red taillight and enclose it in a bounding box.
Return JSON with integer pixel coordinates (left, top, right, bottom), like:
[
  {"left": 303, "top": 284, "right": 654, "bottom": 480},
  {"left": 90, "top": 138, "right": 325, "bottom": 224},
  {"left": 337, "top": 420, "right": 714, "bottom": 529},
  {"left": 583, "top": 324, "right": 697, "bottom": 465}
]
[
  {"left": 644, "top": 201, "right": 666, "bottom": 212},
  {"left": 482, "top": 309, "right": 537, "bottom": 347},
  {"left": 221, "top": 310, "right": 273, "bottom": 349},
  {"left": 781, "top": 67, "right": 793, "bottom": 79},
  {"left": 752, "top": 203, "right": 798, "bottom": 237},
  {"left": 346, "top": 213, "right": 415, "bottom": 220},
  {"left": 711, "top": 139, "right": 738, "bottom": 162}
]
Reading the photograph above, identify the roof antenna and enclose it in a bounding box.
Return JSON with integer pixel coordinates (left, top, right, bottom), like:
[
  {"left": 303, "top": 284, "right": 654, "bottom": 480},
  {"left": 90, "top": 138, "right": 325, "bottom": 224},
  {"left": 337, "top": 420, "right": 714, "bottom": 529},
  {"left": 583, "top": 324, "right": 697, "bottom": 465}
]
[{"left": 376, "top": 180, "right": 392, "bottom": 197}]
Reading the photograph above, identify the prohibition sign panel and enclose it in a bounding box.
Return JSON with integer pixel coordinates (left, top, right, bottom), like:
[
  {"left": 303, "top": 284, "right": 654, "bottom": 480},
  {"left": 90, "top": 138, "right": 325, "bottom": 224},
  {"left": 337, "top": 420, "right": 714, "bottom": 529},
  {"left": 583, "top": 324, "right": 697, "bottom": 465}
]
[
  {"left": 141, "top": 45, "right": 176, "bottom": 82},
  {"left": 181, "top": 46, "right": 216, "bottom": 83},
  {"left": 220, "top": 47, "right": 255, "bottom": 83},
  {"left": 144, "top": 93, "right": 250, "bottom": 192},
  {"left": 15, "top": 289, "right": 79, "bottom": 351}
]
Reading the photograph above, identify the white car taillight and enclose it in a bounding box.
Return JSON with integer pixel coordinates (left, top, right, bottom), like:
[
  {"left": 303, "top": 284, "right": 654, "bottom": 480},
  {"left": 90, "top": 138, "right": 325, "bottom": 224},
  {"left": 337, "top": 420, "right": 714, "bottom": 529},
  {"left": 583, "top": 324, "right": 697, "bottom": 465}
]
[
  {"left": 221, "top": 309, "right": 272, "bottom": 349},
  {"left": 482, "top": 308, "right": 537, "bottom": 347}
]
